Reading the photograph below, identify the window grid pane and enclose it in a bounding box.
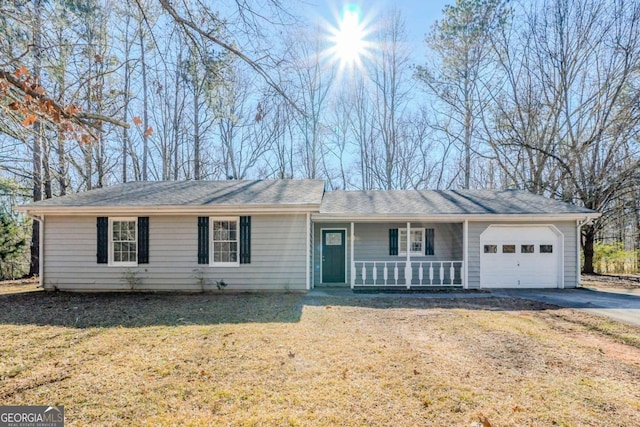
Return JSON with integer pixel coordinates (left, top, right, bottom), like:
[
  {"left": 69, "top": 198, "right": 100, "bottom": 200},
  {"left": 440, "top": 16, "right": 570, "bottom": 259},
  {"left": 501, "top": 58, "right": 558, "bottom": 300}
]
[
  {"left": 212, "top": 219, "right": 239, "bottom": 264},
  {"left": 112, "top": 220, "right": 137, "bottom": 264},
  {"left": 399, "top": 229, "right": 424, "bottom": 254}
]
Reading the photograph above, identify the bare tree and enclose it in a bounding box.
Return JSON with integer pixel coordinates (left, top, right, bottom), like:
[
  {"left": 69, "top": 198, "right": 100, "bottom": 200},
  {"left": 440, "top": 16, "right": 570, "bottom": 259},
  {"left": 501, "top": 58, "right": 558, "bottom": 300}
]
[
  {"left": 287, "top": 27, "right": 335, "bottom": 179},
  {"left": 485, "top": 0, "right": 640, "bottom": 272},
  {"left": 368, "top": 9, "right": 415, "bottom": 190},
  {"left": 216, "top": 62, "right": 280, "bottom": 179},
  {"left": 417, "top": 0, "right": 508, "bottom": 189}
]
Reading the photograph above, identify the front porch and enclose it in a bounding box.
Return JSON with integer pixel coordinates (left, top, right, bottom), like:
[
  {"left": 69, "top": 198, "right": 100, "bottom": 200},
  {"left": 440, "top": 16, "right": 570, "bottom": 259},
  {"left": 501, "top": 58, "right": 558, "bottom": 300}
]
[{"left": 313, "top": 221, "right": 467, "bottom": 290}]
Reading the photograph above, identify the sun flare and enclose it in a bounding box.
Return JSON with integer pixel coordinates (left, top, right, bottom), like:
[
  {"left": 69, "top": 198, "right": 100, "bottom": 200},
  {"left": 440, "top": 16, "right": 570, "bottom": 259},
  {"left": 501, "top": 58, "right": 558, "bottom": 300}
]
[{"left": 327, "top": 4, "right": 372, "bottom": 73}]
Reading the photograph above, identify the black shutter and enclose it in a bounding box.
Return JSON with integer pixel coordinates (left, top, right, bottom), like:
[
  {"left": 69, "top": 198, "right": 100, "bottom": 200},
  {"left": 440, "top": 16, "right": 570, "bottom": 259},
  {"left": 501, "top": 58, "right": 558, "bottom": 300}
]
[
  {"left": 198, "top": 217, "right": 209, "bottom": 264},
  {"left": 138, "top": 217, "right": 149, "bottom": 264},
  {"left": 425, "top": 228, "right": 435, "bottom": 256},
  {"left": 389, "top": 228, "right": 398, "bottom": 256},
  {"left": 240, "top": 216, "right": 251, "bottom": 264},
  {"left": 97, "top": 217, "right": 108, "bottom": 264}
]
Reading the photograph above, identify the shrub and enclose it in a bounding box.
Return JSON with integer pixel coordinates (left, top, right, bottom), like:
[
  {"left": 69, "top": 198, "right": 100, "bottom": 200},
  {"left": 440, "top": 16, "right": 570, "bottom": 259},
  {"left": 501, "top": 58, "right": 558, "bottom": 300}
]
[
  {"left": 0, "top": 211, "right": 28, "bottom": 279},
  {"left": 593, "top": 242, "right": 638, "bottom": 274}
]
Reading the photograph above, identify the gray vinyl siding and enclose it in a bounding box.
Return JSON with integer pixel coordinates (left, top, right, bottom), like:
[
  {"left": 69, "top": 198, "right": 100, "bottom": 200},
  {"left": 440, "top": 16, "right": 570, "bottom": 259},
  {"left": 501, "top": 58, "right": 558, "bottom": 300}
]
[
  {"left": 313, "top": 222, "right": 463, "bottom": 286},
  {"left": 43, "top": 214, "right": 308, "bottom": 291},
  {"left": 467, "top": 221, "right": 578, "bottom": 289}
]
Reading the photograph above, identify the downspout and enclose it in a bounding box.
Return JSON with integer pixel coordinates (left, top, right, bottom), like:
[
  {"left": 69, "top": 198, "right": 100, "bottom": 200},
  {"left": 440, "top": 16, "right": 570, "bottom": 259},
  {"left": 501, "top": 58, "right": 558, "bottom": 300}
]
[
  {"left": 31, "top": 214, "right": 45, "bottom": 290},
  {"left": 576, "top": 217, "right": 591, "bottom": 287},
  {"left": 306, "top": 212, "right": 310, "bottom": 290}
]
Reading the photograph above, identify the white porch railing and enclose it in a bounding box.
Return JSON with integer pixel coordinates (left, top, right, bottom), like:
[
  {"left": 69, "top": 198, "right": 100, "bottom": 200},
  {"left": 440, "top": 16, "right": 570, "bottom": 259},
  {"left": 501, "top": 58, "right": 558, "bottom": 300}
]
[{"left": 352, "top": 260, "right": 464, "bottom": 288}]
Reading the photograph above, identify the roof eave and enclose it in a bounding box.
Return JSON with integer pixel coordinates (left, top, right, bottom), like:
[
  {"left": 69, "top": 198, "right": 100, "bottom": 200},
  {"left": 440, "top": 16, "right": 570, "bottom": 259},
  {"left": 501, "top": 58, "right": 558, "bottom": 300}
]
[
  {"left": 16, "top": 203, "right": 321, "bottom": 216},
  {"left": 312, "top": 212, "right": 601, "bottom": 222}
]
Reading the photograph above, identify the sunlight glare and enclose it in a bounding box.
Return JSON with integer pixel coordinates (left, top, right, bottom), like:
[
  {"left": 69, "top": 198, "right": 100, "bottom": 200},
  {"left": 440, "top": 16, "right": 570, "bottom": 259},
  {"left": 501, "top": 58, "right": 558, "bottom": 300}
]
[{"left": 327, "top": 4, "right": 372, "bottom": 73}]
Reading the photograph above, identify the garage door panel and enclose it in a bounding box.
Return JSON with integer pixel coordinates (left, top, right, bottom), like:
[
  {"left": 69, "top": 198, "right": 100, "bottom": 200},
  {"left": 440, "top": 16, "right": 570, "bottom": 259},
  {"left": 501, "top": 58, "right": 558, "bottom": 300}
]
[{"left": 480, "top": 226, "right": 561, "bottom": 289}]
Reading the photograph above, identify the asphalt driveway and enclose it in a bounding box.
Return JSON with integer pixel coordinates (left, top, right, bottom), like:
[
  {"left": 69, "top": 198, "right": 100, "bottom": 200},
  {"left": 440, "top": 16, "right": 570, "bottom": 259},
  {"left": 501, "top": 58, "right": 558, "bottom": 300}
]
[{"left": 492, "top": 288, "right": 640, "bottom": 327}]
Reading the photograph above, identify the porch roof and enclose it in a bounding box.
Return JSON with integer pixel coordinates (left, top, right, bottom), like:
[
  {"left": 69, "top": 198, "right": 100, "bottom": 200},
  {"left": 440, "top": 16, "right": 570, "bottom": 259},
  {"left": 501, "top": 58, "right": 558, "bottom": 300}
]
[{"left": 318, "top": 189, "right": 597, "bottom": 219}]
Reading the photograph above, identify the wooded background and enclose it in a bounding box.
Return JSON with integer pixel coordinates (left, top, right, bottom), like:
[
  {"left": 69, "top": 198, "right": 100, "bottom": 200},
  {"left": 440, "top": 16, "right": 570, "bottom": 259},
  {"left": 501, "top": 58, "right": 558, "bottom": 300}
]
[{"left": 0, "top": 0, "right": 638, "bottom": 279}]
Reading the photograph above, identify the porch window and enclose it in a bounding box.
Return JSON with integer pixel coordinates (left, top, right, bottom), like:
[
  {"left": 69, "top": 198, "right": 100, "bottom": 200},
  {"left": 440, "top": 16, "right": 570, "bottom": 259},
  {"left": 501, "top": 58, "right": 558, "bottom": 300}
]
[
  {"left": 210, "top": 217, "right": 239, "bottom": 266},
  {"left": 399, "top": 229, "right": 424, "bottom": 256}
]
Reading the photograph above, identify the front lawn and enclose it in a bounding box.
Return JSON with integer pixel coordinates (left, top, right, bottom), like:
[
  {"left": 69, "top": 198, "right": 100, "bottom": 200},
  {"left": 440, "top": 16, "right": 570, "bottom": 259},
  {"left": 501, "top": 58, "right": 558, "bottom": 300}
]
[{"left": 1, "top": 284, "right": 639, "bottom": 426}]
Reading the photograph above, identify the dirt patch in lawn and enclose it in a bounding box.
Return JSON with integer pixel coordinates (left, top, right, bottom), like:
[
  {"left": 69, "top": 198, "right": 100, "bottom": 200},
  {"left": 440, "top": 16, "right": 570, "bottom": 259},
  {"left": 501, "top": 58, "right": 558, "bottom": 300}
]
[{"left": 1, "top": 288, "right": 639, "bottom": 426}]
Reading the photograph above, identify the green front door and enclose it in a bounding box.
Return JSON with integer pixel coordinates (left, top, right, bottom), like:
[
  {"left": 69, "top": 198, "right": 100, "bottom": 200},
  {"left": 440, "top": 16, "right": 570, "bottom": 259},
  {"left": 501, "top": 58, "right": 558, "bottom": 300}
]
[{"left": 322, "top": 230, "right": 346, "bottom": 283}]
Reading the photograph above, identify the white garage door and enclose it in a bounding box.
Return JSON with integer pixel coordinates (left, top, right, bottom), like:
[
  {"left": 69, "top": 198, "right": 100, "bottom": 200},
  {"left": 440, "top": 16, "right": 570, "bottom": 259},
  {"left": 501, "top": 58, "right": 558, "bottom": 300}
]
[{"left": 480, "top": 226, "right": 562, "bottom": 288}]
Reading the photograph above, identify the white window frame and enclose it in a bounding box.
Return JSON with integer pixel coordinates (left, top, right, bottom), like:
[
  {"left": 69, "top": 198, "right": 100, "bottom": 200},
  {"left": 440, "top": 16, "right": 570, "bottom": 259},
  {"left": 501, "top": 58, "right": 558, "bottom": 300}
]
[
  {"left": 109, "top": 217, "right": 138, "bottom": 267},
  {"left": 209, "top": 216, "right": 240, "bottom": 267},
  {"left": 399, "top": 228, "right": 425, "bottom": 257}
]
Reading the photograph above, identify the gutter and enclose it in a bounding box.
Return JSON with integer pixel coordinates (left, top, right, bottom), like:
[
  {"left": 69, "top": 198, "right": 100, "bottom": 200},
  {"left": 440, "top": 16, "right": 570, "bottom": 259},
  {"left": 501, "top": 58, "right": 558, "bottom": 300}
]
[
  {"left": 15, "top": 204, "right": 321, "bottom": 217},
  {"left": 312, "top": 213, "right": 602, "bottom": 223}
]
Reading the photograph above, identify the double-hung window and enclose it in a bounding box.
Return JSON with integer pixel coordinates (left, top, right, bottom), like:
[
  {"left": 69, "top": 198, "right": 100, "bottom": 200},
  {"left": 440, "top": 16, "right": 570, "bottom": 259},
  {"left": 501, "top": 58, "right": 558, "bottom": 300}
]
[
  {"left": 110, "top": 218, "right": 137, "bottom": 266},
  {"left": 399, "top": 228, "right": 425, "bottom": 256},
  {"left": 211, "top": 217, "right": 239, "bottom": 266}
]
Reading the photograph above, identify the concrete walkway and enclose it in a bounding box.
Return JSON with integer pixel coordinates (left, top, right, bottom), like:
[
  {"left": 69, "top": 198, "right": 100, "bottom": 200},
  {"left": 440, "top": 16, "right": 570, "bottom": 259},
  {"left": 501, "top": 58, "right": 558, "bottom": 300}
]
[{"left": 491, "top": 288, "right": 640, "bottom": 327}]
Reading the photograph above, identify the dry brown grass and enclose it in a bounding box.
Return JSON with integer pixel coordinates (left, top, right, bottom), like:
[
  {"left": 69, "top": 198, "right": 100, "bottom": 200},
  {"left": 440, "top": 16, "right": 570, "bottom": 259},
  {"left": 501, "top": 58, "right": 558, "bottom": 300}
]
[
  {"left": 581, "top": 273, "right": 640, "bottom": 290},
  {"left": 1, "top": 286, "right": 639, "bottom": 426}
]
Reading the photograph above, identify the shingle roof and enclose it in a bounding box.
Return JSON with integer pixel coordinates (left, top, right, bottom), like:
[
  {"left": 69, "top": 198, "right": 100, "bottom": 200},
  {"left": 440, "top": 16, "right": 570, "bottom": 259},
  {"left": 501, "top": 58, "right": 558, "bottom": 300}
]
[
  {"left": 23, "top": 179, "right": 325, "bottom": 208},
  {"left": 19, "top": 180, "right": 597, "bottom": 217},
  {"left": 320, "top": 189, "right": 595, "bottom": 216}
]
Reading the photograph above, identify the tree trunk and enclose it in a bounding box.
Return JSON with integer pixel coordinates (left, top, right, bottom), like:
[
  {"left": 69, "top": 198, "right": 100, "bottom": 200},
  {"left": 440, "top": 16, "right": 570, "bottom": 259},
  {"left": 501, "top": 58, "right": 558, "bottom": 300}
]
[
  {"left": 95, "top": 69, "right": 105, "bottom": 188},
  {"left": 464, "top": 102, "right": 472, "bottom": 189},
  {"left": 140, "top": 29, "right": 149, "bottom": 181},
  {"left": 172, "top": 51, "right": 181, "bottom": 181},
  {"left": 29, "top": 0, "right": 43, "bottom": 277},
  {"left": 636, "top": 192, "right": 640, "bottom": 272},
  {"left": 56, "top": 130, "right": 67, "bottom": 195},
  {"left": 193, "top": 86, "right": 200, "bottom": 180},
  {"left": 582, "top": 224, "right": 596, "bottom": 274},
  {"left": 43, "top": 129, "right": 52, "bottom": 198}
]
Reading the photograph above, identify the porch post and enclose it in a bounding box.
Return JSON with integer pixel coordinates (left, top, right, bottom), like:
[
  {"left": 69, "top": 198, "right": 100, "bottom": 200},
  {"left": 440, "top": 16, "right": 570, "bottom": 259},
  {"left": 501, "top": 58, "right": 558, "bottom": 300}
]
[
  {"left": 463, "top": 220, "right": 468, "bottom": 289},
  {"left": 350, "top": 222, "right": 355, "bottom": 289},
  {"left": 405, "top": 221, "right": 412, "bottom": 289}
]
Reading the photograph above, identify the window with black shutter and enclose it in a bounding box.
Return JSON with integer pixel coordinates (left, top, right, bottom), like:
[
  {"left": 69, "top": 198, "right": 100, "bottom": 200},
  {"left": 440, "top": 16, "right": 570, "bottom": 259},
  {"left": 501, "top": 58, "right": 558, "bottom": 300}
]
[{"left": 98, "top": 217, "right": 145, "bottom": 265}]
